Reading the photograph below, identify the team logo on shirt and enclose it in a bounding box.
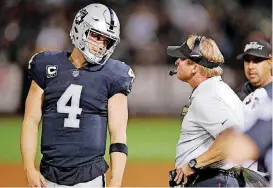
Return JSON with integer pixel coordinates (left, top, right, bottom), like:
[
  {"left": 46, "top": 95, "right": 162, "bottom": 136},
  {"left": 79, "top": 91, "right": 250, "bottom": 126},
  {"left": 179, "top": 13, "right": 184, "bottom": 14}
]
[
  {"left": 244, "top": 93, "right": 260, "bottom": 109},
  {"left": 180, "top": 105, "right": 189, "bottom": 118},
  {"left": 46, "top": 65, "right": 58, "bottom": 78},
  {"left": 72, "top": 70, "right": 80, "bottom": 78}
]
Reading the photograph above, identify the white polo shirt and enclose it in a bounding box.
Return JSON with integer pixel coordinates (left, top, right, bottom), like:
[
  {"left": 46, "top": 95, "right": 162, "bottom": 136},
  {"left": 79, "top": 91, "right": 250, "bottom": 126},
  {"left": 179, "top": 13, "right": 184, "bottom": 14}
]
[{"left": 175, "top": 76, "right": 244, "bottom": 169}]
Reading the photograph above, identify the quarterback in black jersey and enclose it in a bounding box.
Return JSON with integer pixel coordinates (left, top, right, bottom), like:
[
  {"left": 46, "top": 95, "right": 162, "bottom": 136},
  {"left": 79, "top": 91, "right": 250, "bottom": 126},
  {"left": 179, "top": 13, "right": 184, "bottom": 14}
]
[{"left": 21, "top": 3, "right": 135, "bottom": 187}]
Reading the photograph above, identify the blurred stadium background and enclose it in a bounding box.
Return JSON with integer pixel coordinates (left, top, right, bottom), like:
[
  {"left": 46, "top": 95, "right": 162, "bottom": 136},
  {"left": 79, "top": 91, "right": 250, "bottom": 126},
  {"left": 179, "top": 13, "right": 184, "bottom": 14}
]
[{"left": 0, "top": 0, "right": 271, "bottom": 186}]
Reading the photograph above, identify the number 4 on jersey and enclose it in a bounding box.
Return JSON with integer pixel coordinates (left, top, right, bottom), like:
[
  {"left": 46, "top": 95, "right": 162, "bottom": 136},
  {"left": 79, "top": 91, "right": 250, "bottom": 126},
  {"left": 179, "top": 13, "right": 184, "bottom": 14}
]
[{"left": 57, "top": 84, "right": 83, "bottom": 128}]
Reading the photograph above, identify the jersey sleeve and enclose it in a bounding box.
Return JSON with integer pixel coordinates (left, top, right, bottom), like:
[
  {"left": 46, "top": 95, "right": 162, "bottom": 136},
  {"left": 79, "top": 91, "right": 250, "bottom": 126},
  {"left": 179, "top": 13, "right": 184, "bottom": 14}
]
[
  {"left": 28, "top": 52, "right": 46, "bottom": 89},
  {"left": 246, "top": 96, "right": 272, "bottom": 157},
  {"left": 109, "top": 64, "right": 135, "bottom": 98},
  {"left": 246, "top": 118, "right": 272, "bottom": 157},
  {"left": 195, "top": 96, "right": 242, "bottom": 138}
]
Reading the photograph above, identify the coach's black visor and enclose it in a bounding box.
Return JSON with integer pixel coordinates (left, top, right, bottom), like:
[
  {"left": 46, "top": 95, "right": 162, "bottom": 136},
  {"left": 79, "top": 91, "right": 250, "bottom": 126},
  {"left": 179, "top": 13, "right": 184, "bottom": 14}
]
[
  {"left": 167, "top": 41, "right": 220, "bottom": 69},
  {"left": 167, "top": 41, "right": 190, "bottom": 59}
]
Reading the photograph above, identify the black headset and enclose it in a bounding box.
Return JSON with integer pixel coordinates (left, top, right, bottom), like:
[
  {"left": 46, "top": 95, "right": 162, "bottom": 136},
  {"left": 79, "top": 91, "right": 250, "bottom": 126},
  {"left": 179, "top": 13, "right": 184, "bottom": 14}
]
[
  {"left": 189, "top": 35, "right": 203, "bottom": 62},
  {"left": 189, "top": 35, "right": 220, "bottom": 69}
]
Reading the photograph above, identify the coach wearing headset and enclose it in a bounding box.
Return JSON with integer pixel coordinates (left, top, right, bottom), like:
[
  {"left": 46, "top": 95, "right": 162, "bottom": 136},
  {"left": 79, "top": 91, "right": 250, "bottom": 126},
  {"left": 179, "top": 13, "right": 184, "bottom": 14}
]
[{"left": 167, "top": 35, "right": 244, "bottom": 187}]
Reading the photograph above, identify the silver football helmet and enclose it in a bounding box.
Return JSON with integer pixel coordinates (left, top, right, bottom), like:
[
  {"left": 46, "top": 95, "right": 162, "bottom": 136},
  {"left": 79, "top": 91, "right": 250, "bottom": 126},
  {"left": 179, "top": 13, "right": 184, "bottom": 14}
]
[{"left": 70, "top": 4, "right": 120, "bottom": 65}]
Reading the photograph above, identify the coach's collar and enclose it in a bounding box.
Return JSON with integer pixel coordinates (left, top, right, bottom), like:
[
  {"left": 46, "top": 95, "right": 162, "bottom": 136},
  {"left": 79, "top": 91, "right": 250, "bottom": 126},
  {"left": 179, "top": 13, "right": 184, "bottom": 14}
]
[{"left": 191, "top": 76, "right": 222, "bottom": 97}]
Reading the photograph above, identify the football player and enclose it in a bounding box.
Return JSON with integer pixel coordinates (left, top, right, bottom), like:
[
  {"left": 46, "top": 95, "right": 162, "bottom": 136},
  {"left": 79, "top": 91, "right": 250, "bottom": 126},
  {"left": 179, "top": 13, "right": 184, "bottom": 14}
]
[{"left": 20, "top": 3, "right": 135, "bottom": 187}]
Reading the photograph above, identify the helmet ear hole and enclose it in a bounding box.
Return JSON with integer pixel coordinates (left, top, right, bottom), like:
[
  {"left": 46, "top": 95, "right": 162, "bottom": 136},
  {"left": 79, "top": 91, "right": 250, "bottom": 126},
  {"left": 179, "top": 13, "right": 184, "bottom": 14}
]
[
  {"left": 107, "top": 39, "right": 115, "bottom": 50},
  {"left": 85, "top": 30, "right": 90, "bottom": 39}
]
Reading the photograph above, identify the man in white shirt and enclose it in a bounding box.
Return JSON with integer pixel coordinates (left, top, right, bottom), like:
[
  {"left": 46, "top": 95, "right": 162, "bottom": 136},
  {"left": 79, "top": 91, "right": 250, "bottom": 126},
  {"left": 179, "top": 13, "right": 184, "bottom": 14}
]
[
  {"left": 236, "top": 40, "right": 272, "bottom": 179},
  {"left": 167, "top": 35, "right": 244, "bottom": 187},
  {"left": 219, "top": 83, "right": 272, "bottom": 187}
]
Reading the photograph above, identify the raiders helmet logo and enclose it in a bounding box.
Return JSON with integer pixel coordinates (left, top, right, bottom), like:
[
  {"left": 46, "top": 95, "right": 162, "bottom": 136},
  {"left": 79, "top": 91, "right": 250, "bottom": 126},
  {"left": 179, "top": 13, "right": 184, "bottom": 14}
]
[{"left": 75, "top": 9, "right": 88, "bottom": 25}]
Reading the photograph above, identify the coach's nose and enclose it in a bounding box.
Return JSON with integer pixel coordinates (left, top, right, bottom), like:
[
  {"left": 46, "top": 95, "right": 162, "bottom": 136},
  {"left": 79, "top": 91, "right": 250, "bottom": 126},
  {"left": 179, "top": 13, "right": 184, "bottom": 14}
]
[{"left": 175, "top": 58, "right": 181, "bottom": 66}]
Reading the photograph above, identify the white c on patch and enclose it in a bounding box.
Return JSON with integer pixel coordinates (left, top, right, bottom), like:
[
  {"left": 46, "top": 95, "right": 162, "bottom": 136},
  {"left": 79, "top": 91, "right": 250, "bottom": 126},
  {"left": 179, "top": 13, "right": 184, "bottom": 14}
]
[{"left": 46, "top": 65, "right": 58, "bottom": 78}]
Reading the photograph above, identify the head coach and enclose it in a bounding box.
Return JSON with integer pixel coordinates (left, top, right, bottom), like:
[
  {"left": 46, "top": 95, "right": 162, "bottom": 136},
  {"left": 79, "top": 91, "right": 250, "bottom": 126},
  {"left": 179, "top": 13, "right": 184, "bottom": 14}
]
[{"left": 167, "top": 35, "right": 245, "bottom": 187}]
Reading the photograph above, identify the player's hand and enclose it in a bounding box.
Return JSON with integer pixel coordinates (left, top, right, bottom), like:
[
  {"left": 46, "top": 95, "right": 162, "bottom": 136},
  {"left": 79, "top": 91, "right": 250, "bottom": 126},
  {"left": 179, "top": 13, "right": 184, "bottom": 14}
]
[
  {"left": 25, "top": 167, "right": 47, "bottom": 187},
  {"left": 175, "top": 163, "right": 194, "bottom": 185}
]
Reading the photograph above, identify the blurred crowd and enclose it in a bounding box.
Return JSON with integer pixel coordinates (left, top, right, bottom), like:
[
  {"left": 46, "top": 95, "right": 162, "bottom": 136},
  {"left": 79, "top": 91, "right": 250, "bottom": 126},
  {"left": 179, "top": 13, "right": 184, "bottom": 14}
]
[
  {"left": 0, "top": 0, "right": 271, "bottom": 112},
  {"left": 0, "top": 0, "right": 272, "bottom": 67}
]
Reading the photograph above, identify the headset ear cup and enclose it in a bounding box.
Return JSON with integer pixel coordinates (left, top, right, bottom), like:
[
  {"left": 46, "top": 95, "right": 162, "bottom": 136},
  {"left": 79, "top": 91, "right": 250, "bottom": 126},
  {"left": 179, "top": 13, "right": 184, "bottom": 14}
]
[
  {"left": 187, "top": 36, "right": 220, "bottom": 69},
  {"left": 189, "top": 36, "right": 203, "bottom": 61}
]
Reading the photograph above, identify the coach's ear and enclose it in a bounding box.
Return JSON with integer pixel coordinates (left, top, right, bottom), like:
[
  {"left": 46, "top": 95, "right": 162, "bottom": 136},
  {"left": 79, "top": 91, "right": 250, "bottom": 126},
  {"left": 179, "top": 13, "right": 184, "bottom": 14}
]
[{"left": 192, "top": 64, "right": 198, "bottom": 75}]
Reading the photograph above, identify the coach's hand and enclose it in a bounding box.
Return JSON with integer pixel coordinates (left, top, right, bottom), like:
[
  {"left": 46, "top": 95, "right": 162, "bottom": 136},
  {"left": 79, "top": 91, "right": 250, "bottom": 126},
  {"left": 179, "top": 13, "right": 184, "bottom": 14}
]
[
  {"left": 25, "top": 167, "right": 47, "bottom": 187},
  {"left": 175, "top": 163, "right": 194, "bottom": 185}
]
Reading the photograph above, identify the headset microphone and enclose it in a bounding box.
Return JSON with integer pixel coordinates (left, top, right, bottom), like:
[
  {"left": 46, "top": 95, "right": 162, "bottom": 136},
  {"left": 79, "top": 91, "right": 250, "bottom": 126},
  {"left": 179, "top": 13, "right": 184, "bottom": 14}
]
[{"left": 169, "top": 70, "right": 177, "bottom": 76}]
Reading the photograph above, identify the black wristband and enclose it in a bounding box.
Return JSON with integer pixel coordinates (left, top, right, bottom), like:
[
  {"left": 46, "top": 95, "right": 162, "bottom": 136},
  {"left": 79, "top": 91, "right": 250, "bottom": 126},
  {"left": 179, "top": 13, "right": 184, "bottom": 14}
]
[{"left": 109, "top": 143, "right": 128, "bottom": 156}]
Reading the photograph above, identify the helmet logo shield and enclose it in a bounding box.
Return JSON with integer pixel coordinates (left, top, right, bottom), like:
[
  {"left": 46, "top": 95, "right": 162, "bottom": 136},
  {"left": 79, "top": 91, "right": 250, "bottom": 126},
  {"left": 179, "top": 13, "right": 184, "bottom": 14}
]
[{"left": 75, "top": 9, "right": 88, "bottom": 25}]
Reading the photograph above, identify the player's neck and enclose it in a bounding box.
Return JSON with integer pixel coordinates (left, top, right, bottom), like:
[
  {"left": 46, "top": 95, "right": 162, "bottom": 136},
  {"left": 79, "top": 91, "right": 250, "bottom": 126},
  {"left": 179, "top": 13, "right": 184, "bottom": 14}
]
[{"left": 69, "top": 48, "right": 87, "bottom": 68}]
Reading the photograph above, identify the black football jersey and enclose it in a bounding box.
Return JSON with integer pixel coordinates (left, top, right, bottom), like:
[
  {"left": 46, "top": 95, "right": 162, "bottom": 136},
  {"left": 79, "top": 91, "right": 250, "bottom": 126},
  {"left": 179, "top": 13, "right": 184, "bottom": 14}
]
[{"left": 28, "top": 51, "right": 134, "bottom": 185}]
